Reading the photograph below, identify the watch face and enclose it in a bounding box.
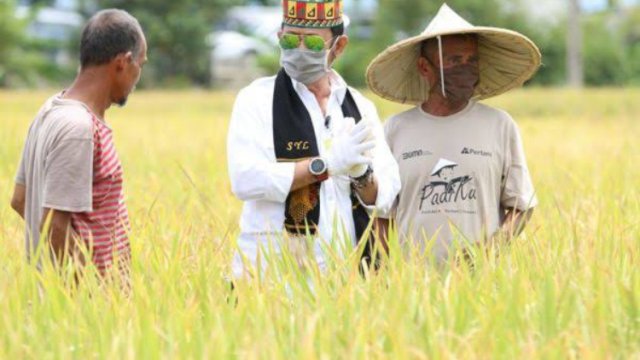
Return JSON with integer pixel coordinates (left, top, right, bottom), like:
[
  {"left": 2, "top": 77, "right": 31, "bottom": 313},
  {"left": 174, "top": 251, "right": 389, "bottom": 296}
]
[{"left": 310, "top": 158, "right": 326, "bottom": 174}]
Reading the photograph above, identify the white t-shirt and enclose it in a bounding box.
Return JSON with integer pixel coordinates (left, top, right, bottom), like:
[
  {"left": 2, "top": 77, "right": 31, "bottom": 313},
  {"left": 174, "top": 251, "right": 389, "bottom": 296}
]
[{"left": 383, "top": 101, "right": 537, "bottom": 259}]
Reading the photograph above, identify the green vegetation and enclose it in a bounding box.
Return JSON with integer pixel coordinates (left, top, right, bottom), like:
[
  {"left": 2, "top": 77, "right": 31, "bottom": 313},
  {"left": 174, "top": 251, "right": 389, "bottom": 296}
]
[
  {"left": 2, "top": 1, "right": 640, "bottom": 87},
  {"left": 1, "top": 89, "right": 639, "bottom": 358}
]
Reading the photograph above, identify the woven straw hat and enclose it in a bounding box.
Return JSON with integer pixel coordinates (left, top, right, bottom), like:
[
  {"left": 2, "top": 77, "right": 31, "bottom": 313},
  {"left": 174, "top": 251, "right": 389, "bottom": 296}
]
[{"left": 366, "top": 3, "right": 541, "bottom": 104}]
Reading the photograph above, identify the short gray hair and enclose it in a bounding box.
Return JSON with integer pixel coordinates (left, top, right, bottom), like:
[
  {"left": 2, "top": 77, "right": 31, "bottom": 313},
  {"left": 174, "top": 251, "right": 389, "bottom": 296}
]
[{"left": 80, "top": 9, "right": 143, "bottom": 68}]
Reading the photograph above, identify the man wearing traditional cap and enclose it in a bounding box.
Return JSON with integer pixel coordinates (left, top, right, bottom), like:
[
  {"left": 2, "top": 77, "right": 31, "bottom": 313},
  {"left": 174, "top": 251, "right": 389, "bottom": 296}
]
[
  {"left": 367, "top": 4, "right": 539, "bottom": 259},
  {"left": 227, "top": 0, "right": 400, "bottom": 277}
]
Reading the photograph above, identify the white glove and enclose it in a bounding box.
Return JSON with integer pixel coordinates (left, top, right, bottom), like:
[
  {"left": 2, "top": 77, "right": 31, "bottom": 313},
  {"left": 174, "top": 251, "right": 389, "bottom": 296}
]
[
  {"left": 348, "top": 157, "right": 371, "bottom": 178},
  {"left": 339, "top": 117, "right": 375, "bottom": 177},
  {"left": 326, "top": 118, "right": 375, "bottom": 177}
]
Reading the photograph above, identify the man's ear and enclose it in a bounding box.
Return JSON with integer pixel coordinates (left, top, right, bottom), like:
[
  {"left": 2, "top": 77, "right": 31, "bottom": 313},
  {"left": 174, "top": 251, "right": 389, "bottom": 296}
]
[
  {"left": 114, "top": 51, "right": 133, "bottom": 71},
  {"left": 418, "top": 56, "right": 439, "bottom": 91},
  {"left": 417, "top": 56, "right": 432, "bottom": 78},
  {"left": 332, "top": 35, "right": 349, "bottom": 57}
]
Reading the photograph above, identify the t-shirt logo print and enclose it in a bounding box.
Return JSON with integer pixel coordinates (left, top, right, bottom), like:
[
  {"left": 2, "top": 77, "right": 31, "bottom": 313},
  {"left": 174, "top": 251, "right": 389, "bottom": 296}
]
[
  {"left": 419, "top": 158, "right": 477, "bottom": 210},
  {"left": 461, "top": 147, "right": 492, "bottom": 157}
]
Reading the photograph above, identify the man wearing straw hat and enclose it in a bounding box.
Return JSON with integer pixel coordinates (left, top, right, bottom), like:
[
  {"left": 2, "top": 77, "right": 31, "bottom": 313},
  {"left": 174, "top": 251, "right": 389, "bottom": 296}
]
[
  {"left": 227, "top": 0, "right": 400, "bottom": 278},
  {"left": 367, "top": 4, "right": 539, "bottom": 259}
]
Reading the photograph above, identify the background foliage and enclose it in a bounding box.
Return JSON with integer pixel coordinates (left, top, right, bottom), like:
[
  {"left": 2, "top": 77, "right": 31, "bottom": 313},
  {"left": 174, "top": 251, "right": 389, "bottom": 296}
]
[{"left": 1, "top": 0, "right": 640, "bottom": 88}]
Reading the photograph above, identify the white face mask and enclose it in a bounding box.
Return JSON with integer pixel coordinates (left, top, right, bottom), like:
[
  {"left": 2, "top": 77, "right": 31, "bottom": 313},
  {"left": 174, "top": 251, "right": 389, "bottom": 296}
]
[{"left": 280, "top": 44, "right": 334, "bottom": 85}]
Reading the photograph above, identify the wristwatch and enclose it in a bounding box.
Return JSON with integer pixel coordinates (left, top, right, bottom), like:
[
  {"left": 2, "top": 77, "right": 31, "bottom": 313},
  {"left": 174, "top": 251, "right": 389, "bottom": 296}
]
[
  {"left": 350, "top": 166, "right": 374, "bottom": 189},
  {"left": 309, "top": 157, "right": 329, "bottom": 182}
]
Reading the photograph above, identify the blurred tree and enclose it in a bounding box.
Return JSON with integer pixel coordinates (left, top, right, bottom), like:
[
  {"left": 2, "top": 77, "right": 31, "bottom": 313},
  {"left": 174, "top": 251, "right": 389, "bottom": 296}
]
[
  {"left": 0, "top": 0, "right": 24, "bottom": 86},
  {"left": 93, "top": 0, "right": 241, "bottom": 87},
  {"left": 528, "top": 26, "right": 567, "bottom": 86},
  {"left": 250, "top": 0, "right": 279, "bottom": 5},
  {"left": 4, "top": 0, "right": 640, "bottom": 88},
  {"left": 0, "top": 0, "right": 55, "bottom": 87},
  {"left": 375, "top": 0, "right": 534, "bottom": 40},
  {"left": 583, "top": 12, "right": 630, "bottom": 85},
  {"left": 621, "top": 6, "right": 640, "bottom": 84},
  {"left": 0, "top": 0, "right": 21, "bottom": 86},
  {"left": 567, "top": 0, "right": 584, "bottom": 87},
  {"left": 338, "top": 0, "right": 546, "bottom": 87}
]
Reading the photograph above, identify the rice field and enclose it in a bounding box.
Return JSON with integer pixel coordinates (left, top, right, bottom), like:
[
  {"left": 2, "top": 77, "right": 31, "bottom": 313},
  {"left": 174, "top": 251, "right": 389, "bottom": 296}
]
[{"left": 1, "top": 88, "right": 639, "bottom": 358}]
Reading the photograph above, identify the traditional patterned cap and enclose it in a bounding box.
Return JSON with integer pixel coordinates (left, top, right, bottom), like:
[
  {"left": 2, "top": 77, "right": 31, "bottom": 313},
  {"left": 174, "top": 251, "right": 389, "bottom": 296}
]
[{"left": 282, "top": 0, "right": 343, "bottom": 28}]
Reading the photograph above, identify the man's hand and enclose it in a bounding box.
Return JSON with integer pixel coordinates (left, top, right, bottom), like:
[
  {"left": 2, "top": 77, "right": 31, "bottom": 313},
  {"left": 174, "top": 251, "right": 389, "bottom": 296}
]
[
  {"left": 41, "top": 208, "right": 86, "bottom": 267},
  {"left": 326, "top": 120, "right": 374, "bottom": 177},
  {"left": 291, "top": 159, "right": 317, "bottom": 192},
  {"left": 345, "top": 118, "right": 375, "bottom": 178},
  {"left": 374, "top": 217, "right": 390, "bottom": 254},
  {"left": 498, "top": 207, "right": 534, "bottom": 242},
  {"left": 459, "top": 208, "right": 534, "bottom": 267},
  {"left": 352, "top": 169, "right": 378, "bottom": 206},
  {"left": 10, "top": 184, "right": 26, "bottom": 219}
]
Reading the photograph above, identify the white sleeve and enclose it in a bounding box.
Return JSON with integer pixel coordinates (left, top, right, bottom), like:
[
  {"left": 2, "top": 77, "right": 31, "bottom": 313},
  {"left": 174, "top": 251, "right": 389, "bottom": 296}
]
[
  {"left": 357, "top": 98, "right": 401, "bottom": 216},
  {"left": 227, "top": 87, "right": 296, "bottom": 203}
]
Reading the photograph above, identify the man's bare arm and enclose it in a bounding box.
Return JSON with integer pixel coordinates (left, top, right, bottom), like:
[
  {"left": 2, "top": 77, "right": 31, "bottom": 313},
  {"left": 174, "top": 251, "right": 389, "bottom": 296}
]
[
  {"left": 40, "top": 208, "right": 81, "bottom": 265},
  {"left": 355, "top": 177, "right": 378, "bottom": 206},
  {"left": 290, "top": 160, "right": 379, "bottom": 205},
  {"left": 290, "top": 159, "right": 317, "bottom": 192},
  {"left": 10, "top": 184, "right": 26, "bottom": 219},
  {"left": 499, "top": 208, "right": 534, "bottom": 242},
  {"left": 374, "top": 217, "right": 390, "bottom": 253}
]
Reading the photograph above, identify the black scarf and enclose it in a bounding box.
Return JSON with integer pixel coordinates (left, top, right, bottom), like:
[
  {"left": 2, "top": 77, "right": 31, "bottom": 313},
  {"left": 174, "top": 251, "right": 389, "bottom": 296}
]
[{"left": 272, "top": 69, "right": 375, "bottom": 264}]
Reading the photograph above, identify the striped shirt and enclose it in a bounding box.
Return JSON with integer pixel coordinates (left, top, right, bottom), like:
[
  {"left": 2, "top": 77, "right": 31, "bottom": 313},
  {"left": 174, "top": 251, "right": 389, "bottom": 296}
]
[
  {"left": 16, "top": 94, "right": 130, "bottom": 275},
  {"left": 72, "top": 114, "right": 131, "bottom": 275}
]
